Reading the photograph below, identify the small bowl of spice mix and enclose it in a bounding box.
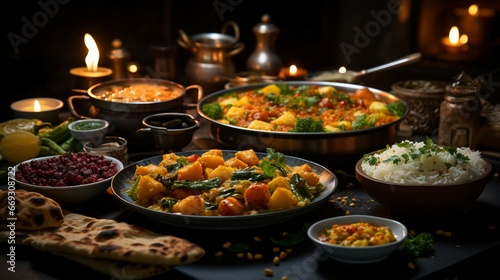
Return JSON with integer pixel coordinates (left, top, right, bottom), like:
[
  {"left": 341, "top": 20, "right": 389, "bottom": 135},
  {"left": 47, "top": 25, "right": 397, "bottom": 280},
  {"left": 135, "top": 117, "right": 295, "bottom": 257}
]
[{"left": 68, "top": 118, "right": 109, "bottom": 145}]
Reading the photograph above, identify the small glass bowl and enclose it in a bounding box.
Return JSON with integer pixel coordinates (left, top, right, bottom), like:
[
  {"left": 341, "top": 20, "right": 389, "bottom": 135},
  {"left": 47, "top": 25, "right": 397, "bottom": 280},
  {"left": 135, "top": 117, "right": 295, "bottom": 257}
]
[{"left": 83, "top": 136, "right": 128, "bottom": 164}]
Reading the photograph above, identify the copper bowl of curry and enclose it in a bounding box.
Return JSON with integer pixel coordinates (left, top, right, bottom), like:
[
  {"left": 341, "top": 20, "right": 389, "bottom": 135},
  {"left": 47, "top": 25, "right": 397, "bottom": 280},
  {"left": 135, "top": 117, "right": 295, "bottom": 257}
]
[{"left": 197, "top": 81, "right": 408, "bottom": 162}]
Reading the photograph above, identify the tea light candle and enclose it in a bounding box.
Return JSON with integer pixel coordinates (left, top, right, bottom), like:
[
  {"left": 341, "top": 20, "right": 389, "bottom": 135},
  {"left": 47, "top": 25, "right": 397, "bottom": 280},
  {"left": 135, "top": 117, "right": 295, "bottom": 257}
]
[
  {"left": 70, "top": 33, "right": 112, "bottom": 91},
  {"left": 11, "top": 98, "right": 63, "bottom": 123},
  {"left": 454, "top": 4, "right": 495, "bottom": 46},
  {"left": 279, "top": 65, "right": 308, "bottom": 80},
  {"left": 441, "top": 26, "right": 468, "bottom": 54}
]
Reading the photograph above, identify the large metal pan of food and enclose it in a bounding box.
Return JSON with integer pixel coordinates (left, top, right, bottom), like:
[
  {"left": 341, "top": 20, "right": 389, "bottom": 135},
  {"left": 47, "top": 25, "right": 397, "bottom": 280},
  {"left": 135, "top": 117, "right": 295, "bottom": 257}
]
[{"left": 197, "top": 81, "right": 408, "bottom": 162}]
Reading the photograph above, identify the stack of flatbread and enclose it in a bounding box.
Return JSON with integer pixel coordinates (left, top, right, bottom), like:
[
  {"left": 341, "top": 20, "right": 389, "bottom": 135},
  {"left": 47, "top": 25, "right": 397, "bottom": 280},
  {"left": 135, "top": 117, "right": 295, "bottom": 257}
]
[{"left": 0, "top": 190, "right": 205, "bottom": 279}]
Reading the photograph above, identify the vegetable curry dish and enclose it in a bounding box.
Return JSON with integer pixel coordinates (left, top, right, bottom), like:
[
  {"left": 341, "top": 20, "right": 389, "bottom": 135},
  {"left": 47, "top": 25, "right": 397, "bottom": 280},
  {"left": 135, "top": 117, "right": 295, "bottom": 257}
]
[
  {"left": 201, "top": 84, "right": 406, "bottom": 132},
  {"left": 126, "top": 148, "right": 326, "bottom": 216}
]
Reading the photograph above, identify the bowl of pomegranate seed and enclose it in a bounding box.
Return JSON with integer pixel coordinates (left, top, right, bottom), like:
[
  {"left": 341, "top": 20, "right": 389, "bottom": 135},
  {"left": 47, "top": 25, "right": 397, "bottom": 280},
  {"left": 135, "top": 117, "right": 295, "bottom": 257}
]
[{"left": 13, "top": 152, "right": 123, "bottom": 205}]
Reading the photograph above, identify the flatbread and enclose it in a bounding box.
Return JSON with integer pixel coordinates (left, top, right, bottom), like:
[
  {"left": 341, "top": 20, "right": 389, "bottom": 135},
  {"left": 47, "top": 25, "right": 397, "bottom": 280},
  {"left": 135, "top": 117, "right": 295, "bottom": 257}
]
[
  {"left": 53, "top": 252, "right": 172, "bottom": 280},
  {"left": 5, "top": 212, "right": 205, "bottom": 267},
  {"left": 0, "top": 190, "right": 64, "bottom": 230}
]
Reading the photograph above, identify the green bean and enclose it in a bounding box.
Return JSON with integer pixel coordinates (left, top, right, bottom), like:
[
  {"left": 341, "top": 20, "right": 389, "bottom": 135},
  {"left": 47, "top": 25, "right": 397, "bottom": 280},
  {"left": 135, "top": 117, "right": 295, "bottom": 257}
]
[
  {"left": 290, "top": 173, "right": 314, "bottom": 201},
  {"left": 40, "top": 137, "right": 66, "bottom": 155},
  {"left": 172, "top": 177, "right": 221, "bottom": 190}
]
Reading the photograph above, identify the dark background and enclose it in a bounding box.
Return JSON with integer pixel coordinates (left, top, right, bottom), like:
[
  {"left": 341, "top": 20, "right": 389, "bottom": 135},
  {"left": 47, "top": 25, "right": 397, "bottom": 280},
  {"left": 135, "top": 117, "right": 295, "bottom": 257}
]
[{"left": 2, "top": 0, "right": 499, "bottom": 122}]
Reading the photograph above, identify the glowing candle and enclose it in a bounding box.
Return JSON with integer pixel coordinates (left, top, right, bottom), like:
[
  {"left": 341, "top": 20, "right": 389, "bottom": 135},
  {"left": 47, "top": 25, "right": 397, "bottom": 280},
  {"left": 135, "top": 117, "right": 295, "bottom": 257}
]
[
  {"left": 441, "top": 26, "right": 468, "bottom": 54},
  {"left": 453, "top": 4, "right": 495, "bottom": 46},
  {"left": 11, "top": 98, "right": 63, "bottom": 123},
  {"left": 70, "top": 33, "right": 112, "bottom": 90},
  {"left": 279, "top": 65, "right": 308, "bottom": 80}
]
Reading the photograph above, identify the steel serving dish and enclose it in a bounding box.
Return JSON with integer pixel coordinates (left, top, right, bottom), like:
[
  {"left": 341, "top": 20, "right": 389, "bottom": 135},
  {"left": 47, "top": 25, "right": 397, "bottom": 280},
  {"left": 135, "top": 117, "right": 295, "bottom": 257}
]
[
  {"left": 196, "top": 81, "right": 408, "bottom": 162},
  {"left": 68, "top": 78, "right": 202, "bottom": 151}
]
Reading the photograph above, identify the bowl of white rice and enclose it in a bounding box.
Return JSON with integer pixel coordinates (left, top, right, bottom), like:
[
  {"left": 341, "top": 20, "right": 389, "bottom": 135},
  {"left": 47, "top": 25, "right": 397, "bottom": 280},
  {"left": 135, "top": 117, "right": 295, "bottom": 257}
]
[{"left": 355, "top": 139, "right": 492, "bottom": 216}]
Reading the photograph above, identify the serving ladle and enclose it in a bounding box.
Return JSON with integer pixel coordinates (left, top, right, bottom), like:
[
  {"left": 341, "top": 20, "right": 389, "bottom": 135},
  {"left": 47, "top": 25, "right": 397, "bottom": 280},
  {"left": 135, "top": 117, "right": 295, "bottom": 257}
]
[{"left": 310, "top": 52, "right": 422, "bottom": 83}]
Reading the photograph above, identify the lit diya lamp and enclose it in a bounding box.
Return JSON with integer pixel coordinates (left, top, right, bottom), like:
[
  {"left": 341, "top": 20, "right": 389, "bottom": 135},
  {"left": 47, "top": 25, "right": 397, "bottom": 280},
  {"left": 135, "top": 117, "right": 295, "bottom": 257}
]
[
  {"left": 70, "top": 33, "right": 113, "bottom": 91},
  {"left": 279, "top": 65, "right": 308, "bottom": 80},
  {"left": 10, "top": 98, "right": 64, "bottom": 123},
  {"left": 441, "top": 26, "right": 468, "bottom": 54}
]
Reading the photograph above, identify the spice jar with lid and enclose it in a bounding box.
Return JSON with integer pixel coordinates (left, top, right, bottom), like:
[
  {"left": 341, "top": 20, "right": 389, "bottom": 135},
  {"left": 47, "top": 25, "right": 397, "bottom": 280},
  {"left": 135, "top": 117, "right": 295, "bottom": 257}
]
[{"left": 438, "top": 72, "right": 481, "bottom": 149}]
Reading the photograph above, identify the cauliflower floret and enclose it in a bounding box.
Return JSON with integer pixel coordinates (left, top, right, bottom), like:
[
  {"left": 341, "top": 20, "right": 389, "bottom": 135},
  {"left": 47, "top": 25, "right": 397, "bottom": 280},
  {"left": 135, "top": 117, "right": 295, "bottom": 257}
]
[{"left": 369, "top": 101, "right": 391, "bottom": 115}]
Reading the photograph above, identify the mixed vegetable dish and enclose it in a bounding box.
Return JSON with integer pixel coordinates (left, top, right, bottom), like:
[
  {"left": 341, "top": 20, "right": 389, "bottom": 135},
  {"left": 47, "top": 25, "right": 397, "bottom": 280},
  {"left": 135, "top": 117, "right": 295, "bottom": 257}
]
[
  {"left": 201, "top": 83, "right": 406, "bottom": 132},
  {"left": 126, "top": 148, "right": 327, "bottom": 216}
]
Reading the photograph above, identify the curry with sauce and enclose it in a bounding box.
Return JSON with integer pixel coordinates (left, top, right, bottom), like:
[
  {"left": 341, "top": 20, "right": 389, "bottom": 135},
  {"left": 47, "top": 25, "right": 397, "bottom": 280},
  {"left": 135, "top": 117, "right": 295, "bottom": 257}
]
[{"left": 319, "top": 222, "right": 397, "bottom": 247}]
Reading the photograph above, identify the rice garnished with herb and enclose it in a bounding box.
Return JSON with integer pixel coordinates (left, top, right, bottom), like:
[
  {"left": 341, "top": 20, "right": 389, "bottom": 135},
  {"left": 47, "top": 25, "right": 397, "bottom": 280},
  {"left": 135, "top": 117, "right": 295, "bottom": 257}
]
[{"left": 361, "top": 138, "right": 487, "bottom": 184}]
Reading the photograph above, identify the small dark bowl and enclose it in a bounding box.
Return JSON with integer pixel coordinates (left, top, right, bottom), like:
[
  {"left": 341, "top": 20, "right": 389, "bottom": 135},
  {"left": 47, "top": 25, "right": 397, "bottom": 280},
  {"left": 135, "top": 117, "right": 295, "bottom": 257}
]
[{"left": 136, "top": 113, "right": 200, "bottom": 151}]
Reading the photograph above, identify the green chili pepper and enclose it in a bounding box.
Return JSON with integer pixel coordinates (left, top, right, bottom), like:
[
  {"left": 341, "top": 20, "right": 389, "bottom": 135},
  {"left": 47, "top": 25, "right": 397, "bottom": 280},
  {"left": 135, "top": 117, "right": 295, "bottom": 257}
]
[
  {"left": 37, "top": 119, "right": 72, "bottom": 143},
  {"left": 60, "top": 136, "right": 77, "bottom": 152},
  {"left": 40, "top": 137, "right": 66, "bottom": 155}
]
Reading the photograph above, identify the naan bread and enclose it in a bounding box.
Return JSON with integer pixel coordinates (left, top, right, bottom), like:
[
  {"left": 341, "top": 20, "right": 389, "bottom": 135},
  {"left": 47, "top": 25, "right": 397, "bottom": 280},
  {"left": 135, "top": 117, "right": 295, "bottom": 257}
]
[
  {"left": 6, "top": 212, "right": 205, "bottom": 267},
  {"left": 53, "top": 253, "right": 172, "bottom": 280},
  {"left": 0, "top": 190, "right": 64, "bottom": 230}
]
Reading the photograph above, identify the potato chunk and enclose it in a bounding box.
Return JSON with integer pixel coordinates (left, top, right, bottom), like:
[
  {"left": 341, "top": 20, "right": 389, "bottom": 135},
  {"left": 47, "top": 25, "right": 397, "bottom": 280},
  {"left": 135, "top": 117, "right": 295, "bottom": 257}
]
[
  {"left": 197, "top": 154, "right": 225, "bottom": 169},
  {"left": 235, "top": 149, "right": 260, "bottom": 166},
  {"left": 202, "top": 149, "right": 223, "bottom": 157},
  {"left": 207, "top": 165, "right": 235, "bottom": 183},
  {"left": 268, "top": 187, "right": 299, "bottom": 210},
  {"left": 271, "top": 111, "right": 296, "bottom": 126},
  {"left": 226, "top": 106, "right": 246, "bottom": 120},
  {"left": 224, "top": 157, "right": 248, "bottom": 169},
  {"left": 267, "top": 176, "right": 290, "bottom": 191},
  {"left": 134, "top": 164, "right": 167, "bottom": 177},
  {"left": 159, "top": 153, "right": 178, "bottom": 167},
  {"left": 290, "top": 164, "right": 320, "bottom": 186},
  {"left": 136, "top": 175, "right": 166, "bottom": 201},
  {"left": 261, "top": 84, "right": 281, "bottom": 95},
  {"left": 247, "top": 120, "right": 273, "bottom": 131},
  {"left": 177, "top": 161, "right": 205, "bottom": 181},
  {"left": 172, "top": 196, "right": 205, "bottom": 215}
]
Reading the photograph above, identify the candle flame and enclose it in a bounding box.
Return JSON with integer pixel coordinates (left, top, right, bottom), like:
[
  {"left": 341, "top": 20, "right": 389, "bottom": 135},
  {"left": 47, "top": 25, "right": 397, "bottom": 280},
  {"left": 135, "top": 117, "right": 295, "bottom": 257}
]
[
  {"left": 84, "top": 33, "right": 99, "bottom": 72},
  {"left": 338, "top": 66, "right": 347, "bottom": 73},
  {"left": 289, "top": 65, "right": 297, "bottom": 75},
  {"left": 448, "top": 26, "right": 460, "bottom": 45},
  {"left": 128, "top": 64, "right": 138, "bottom": 73},
  {"left": 468, "top": 4, "right": 479, "bottom": 16},
  {"left": 460, "top": 34, "right": 468, "bottom": 45},
  {"left": 34, "top": 99, "right": 41, "bottom": 112}
]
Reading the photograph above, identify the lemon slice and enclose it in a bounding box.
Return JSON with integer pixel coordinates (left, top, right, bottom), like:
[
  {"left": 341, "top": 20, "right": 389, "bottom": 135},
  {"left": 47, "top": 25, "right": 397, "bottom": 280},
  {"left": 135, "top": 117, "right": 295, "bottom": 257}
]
[
  {"left": 0, "top": 131, "right": 41, "bottom": 163},
  {"left": 0, "top": 118, "right": 37, "bottom": 136}
]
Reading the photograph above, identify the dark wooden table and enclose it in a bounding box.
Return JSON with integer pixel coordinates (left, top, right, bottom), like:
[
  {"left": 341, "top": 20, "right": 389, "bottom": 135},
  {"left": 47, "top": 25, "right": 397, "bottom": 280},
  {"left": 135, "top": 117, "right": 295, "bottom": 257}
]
[{"left": 1, "top": 112, "right": 499, "bottom": 280}]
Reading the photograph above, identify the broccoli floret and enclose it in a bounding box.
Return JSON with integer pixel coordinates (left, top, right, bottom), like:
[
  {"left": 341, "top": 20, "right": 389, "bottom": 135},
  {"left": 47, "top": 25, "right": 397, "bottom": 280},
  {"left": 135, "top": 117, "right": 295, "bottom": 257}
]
[
  {"left": 386, "top": 101, "right": 407, "bottom": 117},
  {"left": 201, "top": 103, "right": 223, "bottom": 119},
  {"left": 291, "top": 117, "right": 324, "bottom": 132}
]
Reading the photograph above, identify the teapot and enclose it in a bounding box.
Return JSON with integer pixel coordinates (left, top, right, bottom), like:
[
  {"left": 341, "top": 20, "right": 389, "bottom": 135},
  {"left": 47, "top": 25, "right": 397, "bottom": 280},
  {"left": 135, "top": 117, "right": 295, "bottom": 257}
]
[{"left": 177, "top": 21, "right": 244, "bottom": 95}]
